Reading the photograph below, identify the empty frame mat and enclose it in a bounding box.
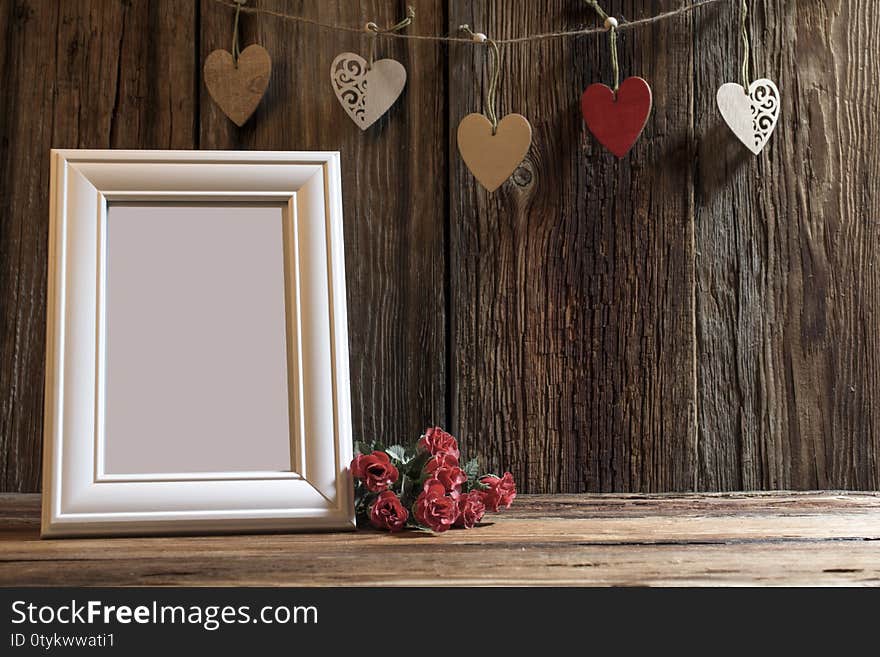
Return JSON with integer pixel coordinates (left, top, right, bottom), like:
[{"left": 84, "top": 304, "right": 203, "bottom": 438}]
[{"left": 103, "top": 204, "right": 293, "bottom": 475}]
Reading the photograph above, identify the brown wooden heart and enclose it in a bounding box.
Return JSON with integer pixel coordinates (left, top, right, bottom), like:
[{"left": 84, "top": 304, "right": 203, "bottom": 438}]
[
  {"left": 204, "top": 45, "right": 272, "bottom": 127},
  {"left": 457, "top": 113, "right": 532, "bottom": 192}
]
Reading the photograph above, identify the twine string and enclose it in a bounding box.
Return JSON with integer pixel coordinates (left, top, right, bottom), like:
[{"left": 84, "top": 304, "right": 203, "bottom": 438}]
[
  {"left": 231, "top": 0, "right": 242, "bottom": 66},
  {"left": 208, "top": 0, "right": 722, "bottom": 46},
  {"left": 367, "top": 6, "right": 415, "bottom": 68},
  {"left": 610, "top": 20, "right": 619, "bottom": 91},
  {"left": 584, "top": 0, "right": 609, "bottom": 22},
  {"left": 487, "top": 39, "right": 501, "bottom": 133},
  {"left": 585, "top": 1, "right": 619, "bottom": 92},
  {"left": 460, "top": 26, "right": 502, "bottom": 134},
  {"left": 741, "top": 0, "right": 750, "bottom": 90}
]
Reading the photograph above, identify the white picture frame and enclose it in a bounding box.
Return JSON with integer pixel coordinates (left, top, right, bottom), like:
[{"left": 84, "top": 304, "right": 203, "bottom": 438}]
[{"left": 41, "top": 150, "right": 355, "bottom": 537}]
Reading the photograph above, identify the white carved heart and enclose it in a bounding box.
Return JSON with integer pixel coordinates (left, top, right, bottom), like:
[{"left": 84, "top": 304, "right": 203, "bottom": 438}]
[
  {"left": 330, "top": 53, "right": 406, "bottom": 130},
  {"left": 717, "top": 79, "right": 781, "bottom": 155}
]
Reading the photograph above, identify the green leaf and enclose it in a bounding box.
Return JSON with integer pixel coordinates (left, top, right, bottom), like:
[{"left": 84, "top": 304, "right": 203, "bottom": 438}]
[
  {"left": 462, "top": 457, "right": 482, "bottom": 492},
  {"left": 353, "top": 440, "right": 374, "bottom": 456},
  {"left": 402, "top": 450, "right": 430, "bottom": 481},
  {"left": 385, "top": 444, "right": 407, "bottom": 463}
]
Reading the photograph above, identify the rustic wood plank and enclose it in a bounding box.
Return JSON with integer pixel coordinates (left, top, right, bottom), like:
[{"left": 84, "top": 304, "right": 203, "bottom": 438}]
[
  {"left": 4, "top": 540, "right": 880, "bottom": 587},
  {"left": 199, "top": 0, "right": 449, "bottom": 448},
  {"left": 0, "top": 0, "right": 197, "bottom": 493},
  {"left": 0, "top": 0, "right": 57, "bottom": 495},
  {"left": 694, "top": 0, "right": 880, "bottom": 489},
  {"left": 1, "top": 0, "right": 879, "bottom": 495},
  {"left": 447, "top": 0, "right": 699, "bottom": 493},
  {"left": 2, "top": 493, "right": 880, "bottom": 586}
]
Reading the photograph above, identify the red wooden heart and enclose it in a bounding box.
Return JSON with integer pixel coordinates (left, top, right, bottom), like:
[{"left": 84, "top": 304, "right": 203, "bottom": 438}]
[{"left": 581, "top": 76, "right": 652, "bottom": 158}]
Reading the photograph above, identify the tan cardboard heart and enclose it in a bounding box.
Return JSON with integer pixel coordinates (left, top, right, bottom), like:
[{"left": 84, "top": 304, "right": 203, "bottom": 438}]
[
  {"left": 330, "top": 53, "right": 407, "bottom": 130},
  {"left": 457, "top": 113, "right": 532, "bottom": 192},
  {"left": 204, "top": 45, "right": 272, "bottom": 127}
]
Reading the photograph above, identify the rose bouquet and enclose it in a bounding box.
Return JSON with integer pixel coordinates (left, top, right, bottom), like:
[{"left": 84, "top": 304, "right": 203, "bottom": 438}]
[{"left": 351, "top": 427, "right": 516, "bottom": 533}]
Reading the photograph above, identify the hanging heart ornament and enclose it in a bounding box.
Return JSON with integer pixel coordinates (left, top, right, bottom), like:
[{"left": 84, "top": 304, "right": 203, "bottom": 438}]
[
  {"left": 581, "top": 76, "right": 652, "bottom": 158},
  {"left": 457, "top": 113, "right": 532, "bottom": 193},
  {"left": 331, "top": 53, "right": 406, "bottom": 130},
  {"left": 203, "top": 44, "right": 272, "bottom": 127},
  {"left": 717, "top": 79, "right": 780, "bottom": 154}
]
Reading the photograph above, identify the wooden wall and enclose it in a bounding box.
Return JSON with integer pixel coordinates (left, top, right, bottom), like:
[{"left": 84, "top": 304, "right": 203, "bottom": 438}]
[{"left": 1, "top": 0, "right": 877, "bottom": 493}]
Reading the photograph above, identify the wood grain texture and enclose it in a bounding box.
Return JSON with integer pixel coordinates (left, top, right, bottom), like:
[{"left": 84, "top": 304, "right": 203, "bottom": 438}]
[
  {"left": 448, "top": 0, "right": 698, "bottom": 492},
  {"left": 694, "top": 1, "right": 880, "bottom": 490},
  {"left": 1, "top": 0, "right": 878, "bottom": 493},
  {"left": 3, "top": 492, "right": 880, "bottom": 585},
  {"left": 0, "top": 0, "right": 197, "bottom": 492}
]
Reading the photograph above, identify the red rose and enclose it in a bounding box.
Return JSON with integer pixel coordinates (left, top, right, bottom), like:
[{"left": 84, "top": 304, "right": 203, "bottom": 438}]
[
  {"left": 425, "top": 453, "right": 460, "bottom": 470},
  {"left": 418, "top": 427, "right": 460, "bottom": 460},
  {"left": 350, "top": 451, "right": 399, "bottom": 492},
  {"left": 425, "top": 455, "right": 467, "bottom": 495},
  {"left": 414, "top": 479, "right": 459, "bottom": 533},
  {"left": 480, "top": 472, "right": 517, "bottom": 511},
  {"left": 455, "top": 490, "right": 487, "bottom": 529},
  {"left": 369, "top": 490, "right": 409, "bottom": 532}
]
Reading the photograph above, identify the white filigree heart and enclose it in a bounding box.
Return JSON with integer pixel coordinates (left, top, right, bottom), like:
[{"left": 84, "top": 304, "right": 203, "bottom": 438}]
[
  {"left": 330, "top": 53, "right": 406, "bottom": 130},
  {"left": 717, "top": 79, "right": 781, "bottom": 155}
]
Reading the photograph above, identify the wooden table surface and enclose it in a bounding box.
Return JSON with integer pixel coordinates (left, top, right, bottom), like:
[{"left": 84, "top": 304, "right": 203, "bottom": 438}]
[{"left": 2, "top": 492, "right": 879, "bottom": 586}]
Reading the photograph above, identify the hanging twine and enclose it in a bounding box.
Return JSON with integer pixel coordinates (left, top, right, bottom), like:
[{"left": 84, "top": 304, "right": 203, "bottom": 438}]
[
  {"left": 209, "top": 0, "right": 722, "bottom": 46},
  {"left": 231, "top": 0, "right": 243, "bottom": 65},
  {"left": 740, "top": 0, "right": 751, "bottom": 90},
  {"left": 461, "top": 26, "right": 502, "bottom": 134},
  {"left": 585, "top": 0, "right": 620, "bottom": 91},
  {"left": 366, "top": 6, "right": 415, "bottom": 68},
  {"left": 609, "top": 19, "right": 620, "bottom": 92}
]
